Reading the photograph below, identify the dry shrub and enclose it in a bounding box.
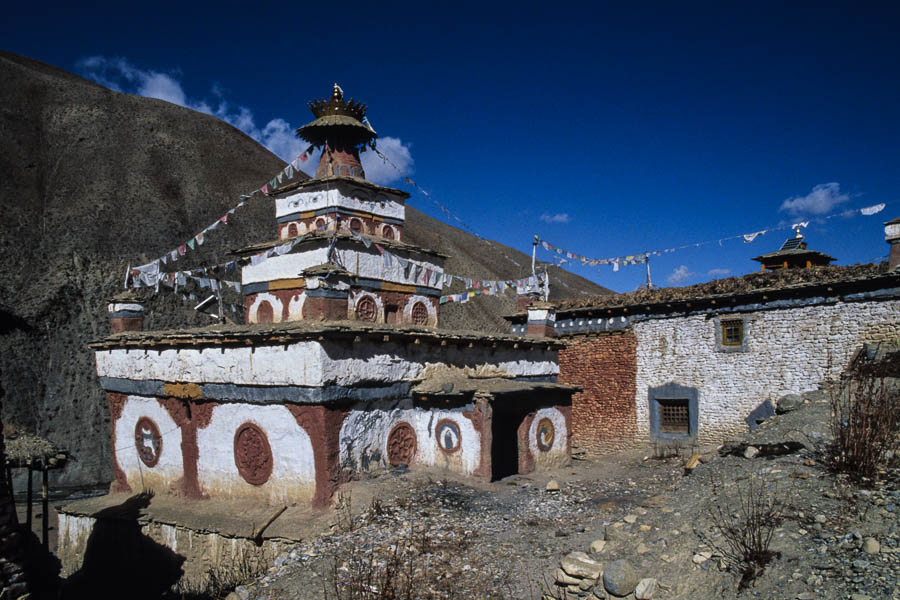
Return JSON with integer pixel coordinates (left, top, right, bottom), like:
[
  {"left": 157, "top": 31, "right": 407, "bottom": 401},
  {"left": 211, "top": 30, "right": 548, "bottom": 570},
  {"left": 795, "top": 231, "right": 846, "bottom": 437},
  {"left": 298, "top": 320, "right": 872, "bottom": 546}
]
[
  {"left": 706, "top": 476, "right": 782, "bottom": 590},
  {"left": 829, "top": 353, "right": 900, "bottom": 485}
]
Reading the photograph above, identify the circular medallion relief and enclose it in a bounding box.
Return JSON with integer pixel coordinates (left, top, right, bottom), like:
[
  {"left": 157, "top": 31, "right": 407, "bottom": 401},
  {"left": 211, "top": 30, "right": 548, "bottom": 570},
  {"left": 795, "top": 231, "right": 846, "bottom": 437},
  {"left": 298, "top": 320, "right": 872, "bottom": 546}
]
[
  {"left": 536, "top": 418, "right": 555, "bottom": 452},
  {"left": 234, "top": 422, "right": 274, "bottom": 486},
  {"left": 382, "top": 225, "right": 395, "bottom": 240},
  {"left": 387, "top": 422, "right": 417, "bottom": 466},
  {"left": 411, "top": 302, "right": 429, "bottom": 326},
  {"left": 435, "top": 419, "right": 461, "bottom": 454},
  {"left": 356, "top": 295, "right": 377, "bottom": 322},
  {"left": 134, "top": 417, "right": 162, "bottom": 467},
  {"left": 350, "top": 218, "right": 363, "bottom": 233},
  {"left": 315, "top": 218, "right": 326, "bottom": 231}
]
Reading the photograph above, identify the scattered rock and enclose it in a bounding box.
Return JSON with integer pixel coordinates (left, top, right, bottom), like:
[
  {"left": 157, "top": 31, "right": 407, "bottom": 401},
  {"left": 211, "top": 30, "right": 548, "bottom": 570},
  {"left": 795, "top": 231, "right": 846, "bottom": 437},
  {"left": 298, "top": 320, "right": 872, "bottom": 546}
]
[
  {"left": 560, "top": 552, "right": 603, "bottom": 580},
  {"left": 555, "top": 567, "right": 583, "bottom": 586},
  {"left": 814, "top": 514, "right": 827, "bottom": 524},
  {"left": 602, "top": 559, "right": 638, "bottom": 597},
  {"left": 623, "top": 514, "right": 638, "bottom": 524},
  {"left": 777, "top": 393, "right": 804, "bottom": 414},
  {"left": 634, "top": 577, "right": 657, "bottom": 599},
  {"left": 589, "top": 539, "right": 607, "bottom": 554},
  {"left": 743, "top": 445, "right": 760, "bottom": 459},
  {"left": 546, "top": 480, "right": 560, "bottom": 492},
  {"left": 862, "top": 537, "right": 880, "bottom": 554}
]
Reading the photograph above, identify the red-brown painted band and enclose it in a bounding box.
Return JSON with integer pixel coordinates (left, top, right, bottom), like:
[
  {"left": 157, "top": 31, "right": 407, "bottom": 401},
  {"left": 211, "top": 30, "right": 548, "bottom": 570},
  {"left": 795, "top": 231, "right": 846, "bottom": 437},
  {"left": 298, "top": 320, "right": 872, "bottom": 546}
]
[
  {"left": 107, "top": 393, "right": 132, "bottom": 493},
  {"left": 159, "top": 398, "right": 218, "bottom": 499},
  {"left": 462, "top": 397, "right": 492, "bottom": 479},
  {"left": 287, "top": 405, "right": 349, "bottom": 508}
]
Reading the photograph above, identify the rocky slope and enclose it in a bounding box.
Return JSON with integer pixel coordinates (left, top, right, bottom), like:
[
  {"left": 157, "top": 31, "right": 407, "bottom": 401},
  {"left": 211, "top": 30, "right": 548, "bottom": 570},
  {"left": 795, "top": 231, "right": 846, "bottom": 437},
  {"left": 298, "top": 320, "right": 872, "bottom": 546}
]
[{"left": 0, "top": 52, "right": 608, "bottom": 489}]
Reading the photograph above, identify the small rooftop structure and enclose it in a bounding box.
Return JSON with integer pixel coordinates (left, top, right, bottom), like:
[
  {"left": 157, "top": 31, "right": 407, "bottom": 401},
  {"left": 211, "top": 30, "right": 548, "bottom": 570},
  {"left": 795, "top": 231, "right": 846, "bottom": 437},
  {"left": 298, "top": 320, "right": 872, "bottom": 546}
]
[{"left": 752, "top": 229, "right": 835, "bottom": 271}]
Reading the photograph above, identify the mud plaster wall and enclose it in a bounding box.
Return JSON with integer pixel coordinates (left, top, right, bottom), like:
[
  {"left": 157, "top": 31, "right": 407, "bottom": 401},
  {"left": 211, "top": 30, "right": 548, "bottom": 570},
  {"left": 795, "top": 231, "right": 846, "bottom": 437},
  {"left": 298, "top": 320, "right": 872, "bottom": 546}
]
[
  {"left": 57, "top": 513, "right": 285, "bottom": 590},
  {"left": 338, "top": 401, "right": 482, "bottom": 476},
  {"left": 634, "top": 298, "right": 900, "bottom": 444},
  {"left": 196, "top": 404, "right": 316, "bottom": 505},
  {"left": 558, "top": 330, "right": 638, "bottom": 456},
  {"left": 96, "top": 340, "right": 559, "bottom": 388},
  {"left": 114, "top": 395, "right": 184, "bottom": 494}
]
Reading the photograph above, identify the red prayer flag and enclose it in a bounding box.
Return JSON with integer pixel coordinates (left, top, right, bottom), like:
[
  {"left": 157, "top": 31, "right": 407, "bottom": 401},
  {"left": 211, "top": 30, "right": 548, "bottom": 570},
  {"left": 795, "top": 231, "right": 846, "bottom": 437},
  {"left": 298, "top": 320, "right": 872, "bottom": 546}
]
[
  {"left": 299, "top": 153, "right": 308, "bottom": 163},
  {"left": 261, "top": 184, "right": 269, "bottom": 196},
  {"left": 220, "top": 215, "right": 228, "bottom": 224}
]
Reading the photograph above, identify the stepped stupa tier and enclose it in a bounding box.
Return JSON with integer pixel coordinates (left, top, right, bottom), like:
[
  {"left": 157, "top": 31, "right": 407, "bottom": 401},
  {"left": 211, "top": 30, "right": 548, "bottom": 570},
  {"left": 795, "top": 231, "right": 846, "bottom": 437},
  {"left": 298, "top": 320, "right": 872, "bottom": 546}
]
[{"left": 240, "top": 85, "right": 446, "bottom": 327}]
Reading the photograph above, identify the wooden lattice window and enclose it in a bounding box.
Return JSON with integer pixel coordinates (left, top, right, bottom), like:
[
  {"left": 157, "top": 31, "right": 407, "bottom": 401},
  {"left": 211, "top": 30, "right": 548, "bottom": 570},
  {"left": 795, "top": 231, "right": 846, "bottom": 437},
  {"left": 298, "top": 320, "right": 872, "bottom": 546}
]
[
  {"left": 411, "top": 302, "right": 429, "bottom": 326},
  {"left": 721, "top": 319, "right": 743, "bottom": 346},
  {"left": 356, "top": 296, "right": 377, "bottom": 321},
  {"left": 659, "top": 399, "right": 690, "bottom": 434}
]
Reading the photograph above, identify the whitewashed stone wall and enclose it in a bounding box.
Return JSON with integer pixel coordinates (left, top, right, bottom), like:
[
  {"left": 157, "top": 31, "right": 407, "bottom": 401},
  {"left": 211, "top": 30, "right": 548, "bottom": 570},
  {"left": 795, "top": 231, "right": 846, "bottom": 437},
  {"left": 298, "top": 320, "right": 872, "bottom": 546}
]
[
  {"left": 275, "top": 188, "right": 405, "bottom": 222},
  {"left": 196, "top": 404, "right": 316, "bottom": 505},
  {"left": 115, "top": 395, "right": 184, "bottom": 492},
  {"left": 96, "top": 340, "right": 558, "bottom": 389},
  {"left": 634, "top": 299, "right": 900, "bottom": 443},
  {"left": 339, "top": 401, "right": 481, "bottom": 475},
  {"left": 528, "top": 407, "right": 568, "bottom": 469}
]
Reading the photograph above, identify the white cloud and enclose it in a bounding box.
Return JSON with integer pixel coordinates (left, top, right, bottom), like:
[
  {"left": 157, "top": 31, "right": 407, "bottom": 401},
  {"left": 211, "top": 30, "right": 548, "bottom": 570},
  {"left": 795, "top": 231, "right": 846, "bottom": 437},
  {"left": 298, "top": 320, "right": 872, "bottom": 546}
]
[
  {"left": 780, "top": 182, "right": 849, "bottom": 216},
  {"left": 707, "top": 268, "right": 731, "bottom": 277},
  {"left": 75, "top": 56, "right": 413, "bottom": 186},
  {"left": 667, "top": 265, "right": 694, "bottom": 284},
  {"left": 360, "top": 137, "right": 414, "bottom": 185},
  {"left": 539, "top": 213, "right": 570, "bottom": 224}
]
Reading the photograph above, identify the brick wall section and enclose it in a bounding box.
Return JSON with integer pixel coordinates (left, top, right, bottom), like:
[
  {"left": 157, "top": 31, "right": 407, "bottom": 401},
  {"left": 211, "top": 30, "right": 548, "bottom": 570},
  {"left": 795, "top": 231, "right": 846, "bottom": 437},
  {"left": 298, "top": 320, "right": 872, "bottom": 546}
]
[{"left": 558, "top": 329, "right": 637, "bottom": 456}]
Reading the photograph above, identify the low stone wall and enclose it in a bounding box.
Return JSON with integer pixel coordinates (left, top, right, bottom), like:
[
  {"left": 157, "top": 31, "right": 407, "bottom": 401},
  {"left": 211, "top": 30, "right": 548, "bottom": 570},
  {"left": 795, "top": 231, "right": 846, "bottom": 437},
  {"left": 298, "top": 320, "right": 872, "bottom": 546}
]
[{"left": 57, "top": 511, "right": 286, "bottom": 591}]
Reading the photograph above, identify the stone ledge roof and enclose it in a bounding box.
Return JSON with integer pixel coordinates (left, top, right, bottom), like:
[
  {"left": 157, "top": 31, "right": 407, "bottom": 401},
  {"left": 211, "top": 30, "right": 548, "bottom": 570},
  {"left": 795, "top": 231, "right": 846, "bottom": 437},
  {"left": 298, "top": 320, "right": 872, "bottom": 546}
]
[
  {"left": 413, "top": 376, "right": 575, "bottom": 397},
  {"left": 88, "top": 320, "right": 564, "bottom": 351},
  {"left": 506, "top": 263, "right": 899, "bottom": 322},
  {"left": 270, "top": 174, "right": 409, "bottom": 200}
]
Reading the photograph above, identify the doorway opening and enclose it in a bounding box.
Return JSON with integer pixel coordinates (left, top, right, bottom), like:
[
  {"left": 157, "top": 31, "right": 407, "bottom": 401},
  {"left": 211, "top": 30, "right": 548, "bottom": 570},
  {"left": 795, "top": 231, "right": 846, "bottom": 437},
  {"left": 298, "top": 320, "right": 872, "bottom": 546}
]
[{"left": 491, "top": 408, "right": 521, "bottom": 480}]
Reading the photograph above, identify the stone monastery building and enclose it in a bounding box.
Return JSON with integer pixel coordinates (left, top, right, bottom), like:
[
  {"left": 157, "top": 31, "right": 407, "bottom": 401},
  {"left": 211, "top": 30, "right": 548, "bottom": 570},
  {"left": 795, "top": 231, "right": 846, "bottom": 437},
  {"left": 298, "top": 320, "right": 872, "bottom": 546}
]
[
  {"left": 91, "top": 85, "right": 575, "bottom": 508},
  {"left": 508, "top": 226, "right": 900, "bottom": 457}
]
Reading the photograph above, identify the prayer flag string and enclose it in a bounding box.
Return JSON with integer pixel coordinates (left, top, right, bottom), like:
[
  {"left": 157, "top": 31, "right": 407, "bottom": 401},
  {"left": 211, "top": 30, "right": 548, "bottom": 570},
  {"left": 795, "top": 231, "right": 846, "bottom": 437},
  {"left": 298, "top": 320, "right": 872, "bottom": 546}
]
[{"left": 538, "top": 202, "right": 888, "bottom": 274}]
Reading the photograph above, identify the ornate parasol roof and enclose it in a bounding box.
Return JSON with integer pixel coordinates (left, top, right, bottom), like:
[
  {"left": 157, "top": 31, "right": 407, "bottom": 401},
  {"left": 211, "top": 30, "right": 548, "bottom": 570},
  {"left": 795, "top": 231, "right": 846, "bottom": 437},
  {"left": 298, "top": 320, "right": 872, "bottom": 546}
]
[{"left": 296, "top": 83, "right": 377, "bottom": 148}]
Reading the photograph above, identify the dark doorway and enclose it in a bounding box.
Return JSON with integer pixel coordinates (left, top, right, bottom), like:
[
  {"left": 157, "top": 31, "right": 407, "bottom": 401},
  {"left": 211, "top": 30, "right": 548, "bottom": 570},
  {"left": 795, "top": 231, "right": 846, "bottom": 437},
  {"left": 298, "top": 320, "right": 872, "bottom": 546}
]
[
  {"left": 491, "top": 409, "right": 521, "bottom": 480},
  {"left": 385, "top": 304, "right": 399, "bottom": 324}
]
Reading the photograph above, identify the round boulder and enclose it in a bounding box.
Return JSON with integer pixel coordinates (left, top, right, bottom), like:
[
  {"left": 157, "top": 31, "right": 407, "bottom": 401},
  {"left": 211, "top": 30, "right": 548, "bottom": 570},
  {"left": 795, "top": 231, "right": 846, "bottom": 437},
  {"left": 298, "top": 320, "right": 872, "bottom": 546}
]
[
  {"left": 776, "top": 393, "right": 804, "bottom": 414},
  {"left": 603, "top": 559, "right": 639, "bottom": 597}
]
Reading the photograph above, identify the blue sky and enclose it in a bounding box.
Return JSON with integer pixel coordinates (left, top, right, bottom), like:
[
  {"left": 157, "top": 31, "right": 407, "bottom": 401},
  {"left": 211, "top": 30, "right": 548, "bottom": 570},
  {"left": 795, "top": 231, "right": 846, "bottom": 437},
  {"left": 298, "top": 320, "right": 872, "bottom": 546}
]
[{"left": 4, "top": 2, "right": 899, "bottom": 292}]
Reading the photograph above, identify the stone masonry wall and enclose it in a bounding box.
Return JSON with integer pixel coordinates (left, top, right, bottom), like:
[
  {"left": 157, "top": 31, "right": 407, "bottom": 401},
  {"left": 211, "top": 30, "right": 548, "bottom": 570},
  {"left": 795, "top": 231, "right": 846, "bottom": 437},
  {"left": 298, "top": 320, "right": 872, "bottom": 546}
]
[
  {"left": 634, "top": 298, "right": 900, "bottom": 444},
  {"left": 558, "top": 330, "right": 637, "bottom": 456}
]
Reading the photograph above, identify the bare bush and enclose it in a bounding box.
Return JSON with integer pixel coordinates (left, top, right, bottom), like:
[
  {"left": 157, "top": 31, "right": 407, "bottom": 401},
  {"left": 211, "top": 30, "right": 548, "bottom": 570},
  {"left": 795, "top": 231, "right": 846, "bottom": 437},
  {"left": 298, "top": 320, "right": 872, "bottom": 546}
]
[
  {"left": 705, "top": 476, "right": 782, "bottom": 590},
  {"left": 829, "top": 354, "right": 900, "bottom": 485}
]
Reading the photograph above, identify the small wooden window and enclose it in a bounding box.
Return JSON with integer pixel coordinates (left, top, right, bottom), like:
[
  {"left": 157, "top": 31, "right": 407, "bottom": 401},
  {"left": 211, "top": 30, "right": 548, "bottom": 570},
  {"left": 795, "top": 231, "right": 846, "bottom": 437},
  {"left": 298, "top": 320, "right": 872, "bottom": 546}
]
[
  {"left": 659, "top": 399, "right": 689, "bottom": 434},
  {"left": 721, "top": 319, "right": 743, "bottom": 346},
  {"left": 411, "top": 302, "right": 429, "bottom": 326},
  {"left": 356, "top": 296, "right": 377, "bottom": 321}
]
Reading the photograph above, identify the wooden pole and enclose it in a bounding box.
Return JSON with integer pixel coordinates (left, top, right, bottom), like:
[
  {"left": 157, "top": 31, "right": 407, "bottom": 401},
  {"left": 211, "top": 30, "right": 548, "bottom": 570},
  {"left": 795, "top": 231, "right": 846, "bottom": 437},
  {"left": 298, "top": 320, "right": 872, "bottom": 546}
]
[
  {"left": 41, "top": 467, "right": 48, "bottom": 548},
  {"left": 25, "top": 467, "right": 32, "bottom": 530}
]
